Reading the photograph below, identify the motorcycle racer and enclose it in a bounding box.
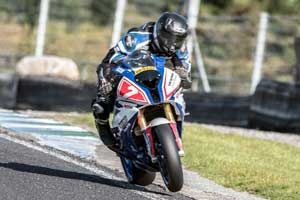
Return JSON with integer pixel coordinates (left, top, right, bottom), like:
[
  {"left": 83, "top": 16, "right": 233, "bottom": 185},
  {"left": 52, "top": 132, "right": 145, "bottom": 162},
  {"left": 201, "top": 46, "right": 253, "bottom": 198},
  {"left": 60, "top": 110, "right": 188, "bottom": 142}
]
[{"left": 92, "top": 12, "right": 191, "bottom": 149}]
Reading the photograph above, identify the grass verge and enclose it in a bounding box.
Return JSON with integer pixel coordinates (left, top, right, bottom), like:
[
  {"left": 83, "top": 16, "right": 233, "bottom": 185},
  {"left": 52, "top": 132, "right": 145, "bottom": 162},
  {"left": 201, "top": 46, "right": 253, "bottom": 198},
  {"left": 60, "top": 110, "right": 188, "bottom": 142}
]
[
  {"left": 183, "top": 124, "right": 300, "bottom": 200},
  {"left": 45, "top": 112, "right": 300, "bottom": 200}
]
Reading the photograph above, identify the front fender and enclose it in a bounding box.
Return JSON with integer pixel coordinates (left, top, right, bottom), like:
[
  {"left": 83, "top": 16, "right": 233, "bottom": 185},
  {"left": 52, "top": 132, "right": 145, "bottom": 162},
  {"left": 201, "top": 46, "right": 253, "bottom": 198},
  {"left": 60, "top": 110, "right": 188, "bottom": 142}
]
[{"left": 149, "top": 117, "right": 170, "bottom": 127}]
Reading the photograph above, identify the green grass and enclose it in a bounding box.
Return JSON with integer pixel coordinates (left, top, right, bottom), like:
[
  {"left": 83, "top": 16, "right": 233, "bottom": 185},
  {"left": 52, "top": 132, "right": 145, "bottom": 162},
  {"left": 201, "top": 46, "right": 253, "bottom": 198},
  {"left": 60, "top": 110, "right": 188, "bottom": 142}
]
[
  {"left": 45, "top": 113, "right": 300, "bottom": 200},
  {"left": 183, "top": 124, "right": 300, "bottom": 200}
]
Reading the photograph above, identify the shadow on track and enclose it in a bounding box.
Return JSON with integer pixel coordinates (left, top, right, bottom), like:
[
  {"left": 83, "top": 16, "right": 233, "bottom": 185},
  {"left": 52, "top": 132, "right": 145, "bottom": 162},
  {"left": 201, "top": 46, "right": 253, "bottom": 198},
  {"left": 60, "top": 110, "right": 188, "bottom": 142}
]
[{"left": 0, "top": 162, "right": 170, "bottom": 196}]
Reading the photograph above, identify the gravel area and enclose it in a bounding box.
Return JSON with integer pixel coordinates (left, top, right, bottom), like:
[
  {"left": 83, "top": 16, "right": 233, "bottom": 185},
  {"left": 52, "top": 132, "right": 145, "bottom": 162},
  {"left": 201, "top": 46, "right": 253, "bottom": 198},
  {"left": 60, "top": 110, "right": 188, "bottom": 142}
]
[{"left": 200, "top": 124, "right": 300, "bottom": 147}]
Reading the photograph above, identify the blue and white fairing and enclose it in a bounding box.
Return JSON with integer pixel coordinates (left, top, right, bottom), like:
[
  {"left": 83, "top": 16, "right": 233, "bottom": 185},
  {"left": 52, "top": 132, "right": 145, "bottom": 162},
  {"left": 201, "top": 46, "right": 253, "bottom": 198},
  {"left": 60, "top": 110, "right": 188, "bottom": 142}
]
[{"left": 111, "top": 51, "right": 186, "bottom": 136}]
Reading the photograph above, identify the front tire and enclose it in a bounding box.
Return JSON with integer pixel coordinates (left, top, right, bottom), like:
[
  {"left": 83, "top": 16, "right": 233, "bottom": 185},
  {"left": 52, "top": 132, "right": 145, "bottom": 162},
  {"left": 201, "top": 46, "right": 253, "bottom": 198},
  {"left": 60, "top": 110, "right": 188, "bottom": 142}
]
[{"left": 154, "top": 124, "right": 183, "bottom": 192}]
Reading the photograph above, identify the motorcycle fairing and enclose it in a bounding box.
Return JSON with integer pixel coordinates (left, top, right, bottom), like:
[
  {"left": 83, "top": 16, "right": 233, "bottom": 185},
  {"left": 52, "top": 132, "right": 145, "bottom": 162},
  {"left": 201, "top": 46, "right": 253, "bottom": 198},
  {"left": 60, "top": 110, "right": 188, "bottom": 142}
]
[
  {"left": 112, "top": 51, "right": 186, "bottom": 165},
  {"left": 112, "top": 102, "right": 139, "bottom": 129},
  {"left": 157, "top": 67, "right": 181, "bottom": 101},
  {"left": 117, "top": 77, "right": 152, "bottom": 105}
]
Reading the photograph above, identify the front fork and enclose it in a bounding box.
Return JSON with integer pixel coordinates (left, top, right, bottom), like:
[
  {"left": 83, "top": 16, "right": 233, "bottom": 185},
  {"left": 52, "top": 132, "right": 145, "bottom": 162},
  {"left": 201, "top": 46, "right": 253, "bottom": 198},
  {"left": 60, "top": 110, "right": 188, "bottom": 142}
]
[{"left": 137, "top": 104, "right": 184, "bottom": 161}]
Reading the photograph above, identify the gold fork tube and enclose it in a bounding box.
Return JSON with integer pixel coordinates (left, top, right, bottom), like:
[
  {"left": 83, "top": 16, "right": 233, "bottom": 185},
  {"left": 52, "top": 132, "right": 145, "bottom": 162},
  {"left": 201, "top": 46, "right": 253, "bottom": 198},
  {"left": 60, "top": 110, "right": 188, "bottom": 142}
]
[
  {"left": 138, "top": 109, "right": 147, "bottom": 130},
  {"left": 163, "top": 104, "right": 175, "bottom": 122}
]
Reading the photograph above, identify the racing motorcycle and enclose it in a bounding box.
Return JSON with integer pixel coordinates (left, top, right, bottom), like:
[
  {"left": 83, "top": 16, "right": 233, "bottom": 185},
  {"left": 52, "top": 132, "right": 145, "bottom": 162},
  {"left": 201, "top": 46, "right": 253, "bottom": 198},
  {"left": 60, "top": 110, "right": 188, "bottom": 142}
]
[{"left": 111, "top": 50, "right": 186, "bottom": 192}]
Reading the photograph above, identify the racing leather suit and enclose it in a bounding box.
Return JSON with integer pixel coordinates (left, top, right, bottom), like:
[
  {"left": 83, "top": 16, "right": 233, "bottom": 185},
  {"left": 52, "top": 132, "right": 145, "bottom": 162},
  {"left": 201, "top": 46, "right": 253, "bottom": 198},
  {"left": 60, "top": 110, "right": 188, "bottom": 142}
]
[{"left": 97, "top": 22, "right": 191, "bottom": 108}]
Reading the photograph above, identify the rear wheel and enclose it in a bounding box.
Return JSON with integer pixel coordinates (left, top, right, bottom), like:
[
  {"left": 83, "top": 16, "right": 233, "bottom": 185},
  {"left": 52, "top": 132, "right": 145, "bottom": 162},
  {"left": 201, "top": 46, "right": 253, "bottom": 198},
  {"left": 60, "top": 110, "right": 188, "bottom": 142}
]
[
  {"left": 154, "top": 124, "right": 183, "bottom": 192},
  {"left": 120, "top": 157, "right": 156, "bottom": 186}
]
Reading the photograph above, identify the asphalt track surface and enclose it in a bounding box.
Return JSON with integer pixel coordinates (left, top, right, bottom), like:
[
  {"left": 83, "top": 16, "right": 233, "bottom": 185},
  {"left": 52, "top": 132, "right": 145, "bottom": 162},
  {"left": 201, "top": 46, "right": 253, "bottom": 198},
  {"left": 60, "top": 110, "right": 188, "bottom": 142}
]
[{"left": 0, "top": 136, "right": 193, "bottom": 200}]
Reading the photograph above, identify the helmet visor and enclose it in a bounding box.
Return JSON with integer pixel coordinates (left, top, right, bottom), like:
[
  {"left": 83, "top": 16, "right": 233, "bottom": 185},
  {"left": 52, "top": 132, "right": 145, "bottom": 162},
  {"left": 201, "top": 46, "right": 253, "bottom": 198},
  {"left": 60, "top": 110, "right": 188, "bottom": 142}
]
[{"left": 157, "top": 28, "right": 186, "bottom": 52}]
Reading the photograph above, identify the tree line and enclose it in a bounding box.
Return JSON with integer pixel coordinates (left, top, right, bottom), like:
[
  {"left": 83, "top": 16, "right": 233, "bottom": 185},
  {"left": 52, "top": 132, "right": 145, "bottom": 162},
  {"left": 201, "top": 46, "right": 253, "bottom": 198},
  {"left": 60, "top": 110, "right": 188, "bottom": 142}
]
[
  {"left": 0, "top": 0, "right": 115, "bottom": 29},
  {"left": 1, "top": 0, "right": 300, "bottom": 30}
]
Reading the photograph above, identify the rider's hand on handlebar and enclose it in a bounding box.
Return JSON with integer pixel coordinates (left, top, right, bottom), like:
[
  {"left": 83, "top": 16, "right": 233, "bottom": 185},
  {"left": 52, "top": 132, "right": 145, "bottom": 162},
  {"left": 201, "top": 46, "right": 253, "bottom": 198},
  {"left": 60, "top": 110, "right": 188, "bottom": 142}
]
[
  {"left": 174, "top": 67, "right": 192, "bottom": 89},
  {"left": 174, "top": 66, "right": 188, "bottom": 79}
]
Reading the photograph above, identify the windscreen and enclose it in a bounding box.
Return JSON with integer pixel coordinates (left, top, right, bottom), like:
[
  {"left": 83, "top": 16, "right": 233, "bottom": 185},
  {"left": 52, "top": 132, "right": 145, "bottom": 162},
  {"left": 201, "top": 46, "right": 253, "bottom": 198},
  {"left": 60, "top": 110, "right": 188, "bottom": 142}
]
[{"left": 125, "top": 50, "right": 154, "bottom": 68}]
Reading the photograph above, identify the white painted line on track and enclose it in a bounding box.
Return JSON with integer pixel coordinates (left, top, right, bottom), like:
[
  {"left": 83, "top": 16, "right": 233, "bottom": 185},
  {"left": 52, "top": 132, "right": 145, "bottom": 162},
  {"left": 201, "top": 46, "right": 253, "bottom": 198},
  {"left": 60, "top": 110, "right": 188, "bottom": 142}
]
[
  {"left": 0, "top": 117, "right": 63, "bottom": 124},
  {"left": 0, "top": 123, "right": 86, "bottom": 132},
  {"left": 43, "top": 135, "right": 100, "bottom": 141},
  {"left": 0, "top": 134, "right": 168, "bottom": 200},
  {"left": 0, "top": 113, "right": 28, "bottom": 117},
  {"left": 0, "top": 109, "right": 13, "bottom": 112},
  {"left": 36, "top": 135, "right": 101, "bottom": 158}
]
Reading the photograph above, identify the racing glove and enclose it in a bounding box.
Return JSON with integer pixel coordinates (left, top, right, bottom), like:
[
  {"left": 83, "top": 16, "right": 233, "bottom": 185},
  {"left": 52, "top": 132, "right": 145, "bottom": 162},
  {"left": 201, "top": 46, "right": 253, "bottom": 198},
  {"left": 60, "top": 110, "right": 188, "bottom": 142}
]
[
  {"left": 174, "top": 67, "right": 192, "bottom": 89},
  {"left": 97, "top": 63, "right": 114, "bottom": 95},
  {"left": 98, "top": 78, "right": 113, "bottom": 96}
]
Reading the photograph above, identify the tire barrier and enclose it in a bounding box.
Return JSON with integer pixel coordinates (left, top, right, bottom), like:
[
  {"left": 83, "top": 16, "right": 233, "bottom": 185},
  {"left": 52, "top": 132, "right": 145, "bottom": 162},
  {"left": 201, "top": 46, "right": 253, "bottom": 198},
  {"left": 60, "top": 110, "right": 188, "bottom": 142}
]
[
  {"left": 184, "top": 93, "right": 250, "bottom": 127},
  {"left": 0, "top": 73, "right": 18, "bottom": 109},
  {"left": 6, "top": 75, "right": 300, "bottom": 133},
  {"left": 16, "top": 76, "right": 96, "bottom": 112},
  {"left": 292, "top": 37, "right": 300, "bottom": 82},
  {"left": 14, "top": 76, "right": 251, "bottom": 127},
  {"left": 249, "top": 79, "right": 300, "bottom": 132}
]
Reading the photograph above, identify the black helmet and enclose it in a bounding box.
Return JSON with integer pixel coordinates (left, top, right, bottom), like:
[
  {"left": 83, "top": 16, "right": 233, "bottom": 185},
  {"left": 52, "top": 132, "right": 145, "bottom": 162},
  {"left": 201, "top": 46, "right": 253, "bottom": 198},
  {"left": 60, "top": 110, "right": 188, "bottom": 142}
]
[{"left": 153, "top": 12, "right": 188, "bottom": 55}]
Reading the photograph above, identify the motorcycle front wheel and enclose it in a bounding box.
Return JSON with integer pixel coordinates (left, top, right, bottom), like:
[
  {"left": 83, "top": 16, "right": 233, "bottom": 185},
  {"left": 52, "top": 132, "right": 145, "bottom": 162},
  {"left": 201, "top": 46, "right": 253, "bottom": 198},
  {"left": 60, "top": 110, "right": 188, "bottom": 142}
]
[{"left": 154, "top": 124, "right": 183, "bottom": 192}]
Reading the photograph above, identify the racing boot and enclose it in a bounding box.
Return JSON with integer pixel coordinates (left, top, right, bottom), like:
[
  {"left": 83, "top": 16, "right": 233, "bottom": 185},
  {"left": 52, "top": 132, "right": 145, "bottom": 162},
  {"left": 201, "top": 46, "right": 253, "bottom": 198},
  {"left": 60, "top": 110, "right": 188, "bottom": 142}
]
[
  {"left": 95, "top": 118, "right": 116, "bottom": 147},
  {"left": 92, "top": 97, "right": 117, "bottom": 149}
]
